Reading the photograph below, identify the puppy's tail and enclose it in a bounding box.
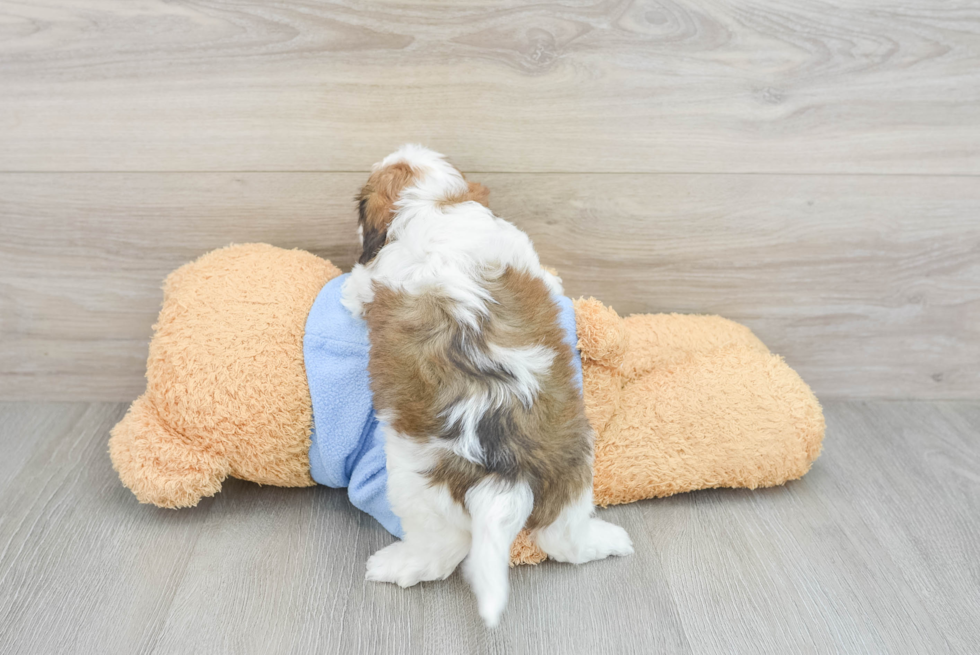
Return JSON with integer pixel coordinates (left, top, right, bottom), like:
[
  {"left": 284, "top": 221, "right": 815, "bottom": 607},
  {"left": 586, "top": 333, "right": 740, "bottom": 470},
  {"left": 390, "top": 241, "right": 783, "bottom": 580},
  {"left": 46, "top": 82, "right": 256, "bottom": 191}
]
[{"left": 464, "top": 477, "right": 534, "bottom": 628}]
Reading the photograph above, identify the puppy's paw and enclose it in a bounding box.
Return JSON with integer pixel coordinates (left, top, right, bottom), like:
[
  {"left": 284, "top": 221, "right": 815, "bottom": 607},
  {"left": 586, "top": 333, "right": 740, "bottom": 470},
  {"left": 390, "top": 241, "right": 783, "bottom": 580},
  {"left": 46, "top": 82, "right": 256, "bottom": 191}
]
[
  {"left": 366, "top": 542, "right": 421, "bottom": 588},
  {"left": 542, "top": 519, "right": 633, "bottom": 564},
  {"left": 588, "top": 519, "right": 634, "bottom": 559},
  {"left": 366, "top": 541, "right": 462, "bottom": 588}
]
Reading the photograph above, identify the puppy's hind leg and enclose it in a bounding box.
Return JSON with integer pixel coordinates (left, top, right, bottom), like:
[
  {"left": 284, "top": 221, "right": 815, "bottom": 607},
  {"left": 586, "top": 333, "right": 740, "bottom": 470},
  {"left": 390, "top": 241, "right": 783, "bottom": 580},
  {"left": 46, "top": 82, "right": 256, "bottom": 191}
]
[
  {"left": 366, "top": 436, "right": 472, "bottom": 588},
  {"left": 366, "top": 525, "right": 471, "bottom": 588},
  {"left": 533, "top": 487, "right": 633, "bottom": 565}
]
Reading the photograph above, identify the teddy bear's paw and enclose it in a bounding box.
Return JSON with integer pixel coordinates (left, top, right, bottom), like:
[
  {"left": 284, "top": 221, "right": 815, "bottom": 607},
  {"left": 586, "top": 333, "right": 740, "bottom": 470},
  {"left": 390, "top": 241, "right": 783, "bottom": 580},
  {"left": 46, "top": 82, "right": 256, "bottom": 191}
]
[{"left": 365, "top": 541, "right": 464, "bottom": 588}]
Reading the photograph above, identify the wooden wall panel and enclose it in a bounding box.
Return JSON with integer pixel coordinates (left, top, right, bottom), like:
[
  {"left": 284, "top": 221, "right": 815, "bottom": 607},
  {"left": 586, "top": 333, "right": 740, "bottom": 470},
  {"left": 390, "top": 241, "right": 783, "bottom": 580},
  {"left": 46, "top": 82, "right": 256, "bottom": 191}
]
[
  {"left": 0, "top": 0, "right": 978, "bottom": 173},
  {"left": 1, "top": 172, "right": 976, "bottom": 400}
]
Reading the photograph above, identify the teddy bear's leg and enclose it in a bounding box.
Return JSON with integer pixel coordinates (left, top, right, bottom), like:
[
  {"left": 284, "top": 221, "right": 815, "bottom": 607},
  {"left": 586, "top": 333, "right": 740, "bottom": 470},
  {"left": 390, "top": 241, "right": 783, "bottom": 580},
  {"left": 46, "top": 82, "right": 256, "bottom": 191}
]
[
  {"left": 109, "top": 394, "right": 230, "bottom": 509},
  {"left": 533, "top": 488, "right": 634, "bottom": 565}
]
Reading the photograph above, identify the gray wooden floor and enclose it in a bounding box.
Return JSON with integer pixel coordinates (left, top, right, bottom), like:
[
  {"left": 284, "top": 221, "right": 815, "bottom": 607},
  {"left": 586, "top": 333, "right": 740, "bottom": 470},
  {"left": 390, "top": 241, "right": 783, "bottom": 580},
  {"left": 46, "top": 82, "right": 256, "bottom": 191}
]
[{"left": 0, "top": 401, "right": 977, "bottom": 654}]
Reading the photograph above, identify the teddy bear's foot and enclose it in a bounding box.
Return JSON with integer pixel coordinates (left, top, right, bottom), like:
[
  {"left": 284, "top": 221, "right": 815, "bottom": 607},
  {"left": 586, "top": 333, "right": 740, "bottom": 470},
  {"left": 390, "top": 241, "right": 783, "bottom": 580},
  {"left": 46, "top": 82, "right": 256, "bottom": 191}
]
[
  {"left": 109, "top": 394, "right": 230, "bottom": 509},
  {"left": 366, "top": 535, "right": 470, "bottom": 588}
]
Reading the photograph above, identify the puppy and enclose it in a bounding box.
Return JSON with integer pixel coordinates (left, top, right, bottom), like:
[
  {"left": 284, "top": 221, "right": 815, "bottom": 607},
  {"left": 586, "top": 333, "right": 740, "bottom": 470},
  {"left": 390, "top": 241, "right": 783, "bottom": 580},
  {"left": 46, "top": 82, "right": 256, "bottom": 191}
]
[{"left": 342, "top": 145, "right": 633, "bottom": 627}]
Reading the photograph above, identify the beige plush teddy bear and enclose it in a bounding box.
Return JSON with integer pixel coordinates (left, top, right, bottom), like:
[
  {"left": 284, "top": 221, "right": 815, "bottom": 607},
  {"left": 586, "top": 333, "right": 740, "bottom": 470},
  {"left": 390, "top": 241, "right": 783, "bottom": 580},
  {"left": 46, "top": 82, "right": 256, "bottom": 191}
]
[{"left": 109, "top": 243, "right": 823, "bottom": 564}]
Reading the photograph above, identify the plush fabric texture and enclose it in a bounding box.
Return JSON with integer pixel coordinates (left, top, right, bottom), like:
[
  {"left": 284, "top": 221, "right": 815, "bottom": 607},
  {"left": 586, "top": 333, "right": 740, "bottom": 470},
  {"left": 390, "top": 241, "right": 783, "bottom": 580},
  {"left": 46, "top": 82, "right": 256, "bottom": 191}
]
[
  {"left": 109, "top": 244, "right": 824, "bottom": 567},
  {"left": 109, "top": 244, "right": 340, "bottom": 508},
  {"left": 303, "top": 272, "right": 584, "bottom": 540}
]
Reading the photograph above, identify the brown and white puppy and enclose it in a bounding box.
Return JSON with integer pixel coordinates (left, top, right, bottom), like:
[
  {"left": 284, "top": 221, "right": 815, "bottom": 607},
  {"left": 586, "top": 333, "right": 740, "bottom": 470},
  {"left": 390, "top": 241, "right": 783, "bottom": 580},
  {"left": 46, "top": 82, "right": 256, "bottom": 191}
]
[{"left": 342, "top": 145, "right": 632, "bottom": 627}]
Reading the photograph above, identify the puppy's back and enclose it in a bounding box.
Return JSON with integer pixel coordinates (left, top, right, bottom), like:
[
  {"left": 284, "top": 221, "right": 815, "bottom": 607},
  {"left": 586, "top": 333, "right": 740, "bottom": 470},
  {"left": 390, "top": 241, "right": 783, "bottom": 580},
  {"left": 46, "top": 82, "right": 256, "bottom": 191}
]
[{"left": 364, "top": 265, "right": 593, "bottom": 529}]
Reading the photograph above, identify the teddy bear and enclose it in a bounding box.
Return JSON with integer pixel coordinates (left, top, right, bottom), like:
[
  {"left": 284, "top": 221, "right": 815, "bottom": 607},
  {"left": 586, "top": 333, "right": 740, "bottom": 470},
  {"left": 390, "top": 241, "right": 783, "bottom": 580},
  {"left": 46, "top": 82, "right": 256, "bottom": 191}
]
[{"left": 109, "top": 242, "right": 824, "bottom": 565}]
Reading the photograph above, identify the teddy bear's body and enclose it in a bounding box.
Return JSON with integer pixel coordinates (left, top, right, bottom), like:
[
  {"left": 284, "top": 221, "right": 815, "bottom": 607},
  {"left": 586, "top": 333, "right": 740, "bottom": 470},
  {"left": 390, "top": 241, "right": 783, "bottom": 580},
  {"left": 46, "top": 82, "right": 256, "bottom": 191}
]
[{"left": 109, "top": 243, "right": 824, "bottom": 564}]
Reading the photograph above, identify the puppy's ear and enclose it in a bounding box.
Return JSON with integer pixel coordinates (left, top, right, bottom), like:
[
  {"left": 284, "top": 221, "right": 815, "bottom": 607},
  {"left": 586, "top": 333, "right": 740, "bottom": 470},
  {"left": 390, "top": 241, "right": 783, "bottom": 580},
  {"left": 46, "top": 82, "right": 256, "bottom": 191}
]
[
  {"left": 357, "top": 197, "right": 387, "bottom": 265},
  {"left": 357, "top": 162, "right": 417, "bottom": 265},
  {"left": 466, "top": 181, "right": 490, "bottom": 208}
]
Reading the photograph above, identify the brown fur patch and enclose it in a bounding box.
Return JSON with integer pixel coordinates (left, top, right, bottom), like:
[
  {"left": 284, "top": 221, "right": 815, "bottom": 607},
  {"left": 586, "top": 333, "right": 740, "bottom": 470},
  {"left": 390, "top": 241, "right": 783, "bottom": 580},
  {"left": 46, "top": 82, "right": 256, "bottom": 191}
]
[
  {"left": 466, "top": 181, "right": 490, "bottom": 207},
  {"left": 363, "top": 268, "right": 592, "bottom": 531},
  {"left": 437, "top": 180, "right": 490, "bottom": 209},
  {"left": 357, "top": 162, "right": 418, "bottom": 265}
]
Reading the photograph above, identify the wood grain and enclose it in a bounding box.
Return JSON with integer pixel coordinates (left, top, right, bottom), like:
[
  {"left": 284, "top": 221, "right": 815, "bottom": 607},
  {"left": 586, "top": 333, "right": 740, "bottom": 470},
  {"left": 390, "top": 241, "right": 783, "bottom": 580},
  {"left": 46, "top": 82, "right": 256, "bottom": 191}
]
[
  {"left": 648, "top": 402, "right": 980, "bottom": 654},
  {"left": 822, "top": 401, "right": 980, "bottom": 654},
  {"left": 2, "top": 401, "right": 979, "bottom": 654},
  {"left": 0, "top": 403, "right": 216, "bottom": 655},
  {"left": 1, "top": 172, "right": 977, "bottom": 400},
  {"left": 0, "top": 1, "right": 979, "bottom": 173}
]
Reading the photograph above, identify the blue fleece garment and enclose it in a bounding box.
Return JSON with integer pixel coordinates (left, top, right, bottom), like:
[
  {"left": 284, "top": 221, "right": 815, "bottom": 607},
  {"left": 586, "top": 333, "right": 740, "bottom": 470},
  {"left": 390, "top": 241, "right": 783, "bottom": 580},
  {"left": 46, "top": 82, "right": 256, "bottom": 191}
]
[{"left": 304, "top": 273, "right": 582, "bottom": 538}]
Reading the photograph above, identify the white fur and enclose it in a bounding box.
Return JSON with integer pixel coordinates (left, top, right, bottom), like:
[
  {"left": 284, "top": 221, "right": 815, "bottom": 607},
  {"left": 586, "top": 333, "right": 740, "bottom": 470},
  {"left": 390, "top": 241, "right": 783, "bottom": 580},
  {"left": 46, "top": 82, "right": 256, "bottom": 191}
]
[
  {"left": 442, "top": 394, "right": 492, "bottom": 465},
  {"left": 444, "top": 394, "right": 498, "bottom": 466},
  {"left": 377, "top": 144, "right": 470, "bottom": 203},
  {"left": 464, "top": 478, "right": 534, "bottom": 627},
  {"left": 484, "top": 343, "right": 556, "bottom": 407}
]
